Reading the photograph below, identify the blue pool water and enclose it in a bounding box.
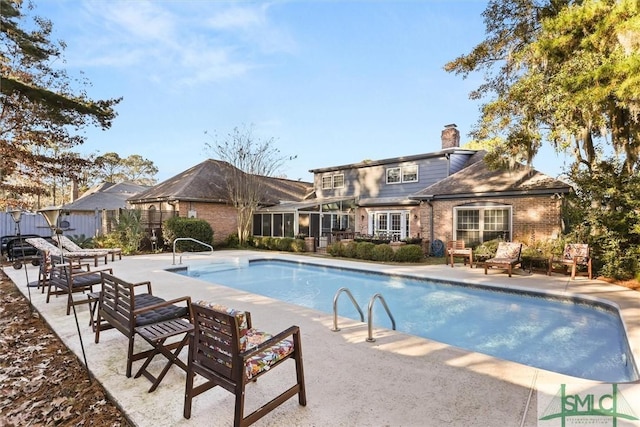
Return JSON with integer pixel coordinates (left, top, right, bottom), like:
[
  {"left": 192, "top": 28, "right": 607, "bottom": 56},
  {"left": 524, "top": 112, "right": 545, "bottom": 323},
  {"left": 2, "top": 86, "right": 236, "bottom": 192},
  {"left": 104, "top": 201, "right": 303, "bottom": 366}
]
[{"left": 174, "top": 259, "right": 638, "bottom": 382}]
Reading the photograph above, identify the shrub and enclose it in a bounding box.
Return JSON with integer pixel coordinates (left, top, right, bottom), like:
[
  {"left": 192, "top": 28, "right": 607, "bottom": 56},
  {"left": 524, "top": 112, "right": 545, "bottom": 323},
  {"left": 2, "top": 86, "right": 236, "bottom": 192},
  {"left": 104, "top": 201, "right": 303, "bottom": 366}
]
[
  {"left": 403, "top": 237, "right": 422, "bottom": 245},
  {"left": 356, "top": 242, "right": 375, "bottom": 260},
  {"left": 277, "top": 237, "right": 294, "bottom": 251},
  {"left": 224, "top": 233, "right": 240, "bottom": 248},
  {"left": 327, "top": 242, "right": 344, "bottom": 257},
  {"left": 372, "top": 244, "right": 394, "bottom": 261},
  {"left": 342, "top": 241, "right": 358, "bottom": 258},
  {"left": 162, "top": 216, "right": 214, "bottom": 252},
  {"left": 393, "top": 244, "right": 424, "bottom": 262},
  {"left": 473, "top": 239, "right": 501, "bottom": 258},
  {"left": 290, "top": 239, "right": 305, "bottom": 252},
  {"left": 70, "top": 234, "right": 94, "bottom": 248}
]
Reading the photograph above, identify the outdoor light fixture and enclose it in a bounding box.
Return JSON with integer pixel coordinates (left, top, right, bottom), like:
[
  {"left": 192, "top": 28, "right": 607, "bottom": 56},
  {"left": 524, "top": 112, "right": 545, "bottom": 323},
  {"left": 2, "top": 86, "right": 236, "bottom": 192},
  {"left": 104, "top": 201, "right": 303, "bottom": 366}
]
[
  {"left": 38, "top": 206, "right": 62, "bottom": 236},
  {"left": 37, "top": 205, "right": 92, "bottom": 382},
  {"left": 9, "top": 209, "right": 22, "bottom": 235}
]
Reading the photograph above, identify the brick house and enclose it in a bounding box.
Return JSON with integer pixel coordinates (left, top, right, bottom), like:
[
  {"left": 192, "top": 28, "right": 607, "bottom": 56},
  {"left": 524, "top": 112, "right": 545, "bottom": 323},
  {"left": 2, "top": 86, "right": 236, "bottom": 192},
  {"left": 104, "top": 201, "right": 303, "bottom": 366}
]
[
  {"left": 127, "top": 159, "right": 313, "bottom": 245},
  {"left": 128, "top": 126, "right": 571, "bottom": 250},
  {"left": 254, "top": 125, "right": 571, "bottom": 249}
]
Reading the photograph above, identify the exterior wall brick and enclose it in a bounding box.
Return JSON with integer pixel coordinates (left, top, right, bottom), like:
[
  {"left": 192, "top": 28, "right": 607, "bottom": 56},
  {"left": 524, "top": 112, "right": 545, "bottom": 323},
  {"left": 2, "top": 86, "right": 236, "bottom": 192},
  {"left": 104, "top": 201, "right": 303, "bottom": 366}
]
[
  {"left": 176, "top": 202, "right": 238, "bottom": 245},
  {"left": 418, "top": 195, "right": 564, "bottom": 247},
  {"left": 131, "top": 200, "right": 237, "bottom": 246}
]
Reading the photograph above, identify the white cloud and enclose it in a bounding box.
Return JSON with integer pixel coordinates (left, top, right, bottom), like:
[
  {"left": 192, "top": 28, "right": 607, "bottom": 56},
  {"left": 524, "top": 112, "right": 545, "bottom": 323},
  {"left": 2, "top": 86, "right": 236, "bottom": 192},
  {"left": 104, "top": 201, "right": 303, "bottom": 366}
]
[
  {"left": 62, "top": 1, "right": 296, "bottom": 88},
  {"left": 207, "top": 6, "right": 266, "bottom": 30}
]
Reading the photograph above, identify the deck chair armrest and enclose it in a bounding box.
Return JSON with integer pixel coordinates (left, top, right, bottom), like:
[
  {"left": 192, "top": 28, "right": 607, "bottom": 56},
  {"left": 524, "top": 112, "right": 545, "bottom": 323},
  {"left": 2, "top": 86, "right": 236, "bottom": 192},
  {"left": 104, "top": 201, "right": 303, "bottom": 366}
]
[
  {"left": 68, "top": 267, "right": 113, "bottom": 279},
  {"left": 131, "top": 281, "right": 152, "bottom": 293},
  {"left": 132, "top": 295, "right": 192, "bottom": 316},
  {"left": 89, "top": 267, "right": 113, "bottom": 274},
  {"left": 240, "top": 325, "right": 300, "bottom": 360}
]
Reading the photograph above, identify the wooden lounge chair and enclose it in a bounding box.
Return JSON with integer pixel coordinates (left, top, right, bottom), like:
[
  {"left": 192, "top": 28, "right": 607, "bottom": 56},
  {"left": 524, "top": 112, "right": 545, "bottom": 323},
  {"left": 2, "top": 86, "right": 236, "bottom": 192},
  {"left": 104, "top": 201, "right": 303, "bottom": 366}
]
[
  {"left": 58, "top": 235, "right": 122, "bottom": 262},
  {"left": 94, "top": 272, "right": 192, "bottom": 378},
  {"left": 447, "top": 240, "right": 473, "bottom": 268},
  {"left": 548, "top": 243, "right": 593, "bottom": 280},
  {"left": 184, "top": 301, "right": 306, "bottom": 427},
  {"left": 26, "top": 237, "right": 108, "bottom": 267},
  {"left": 483, "top": 242, "right": 523, "bottom": 277},
  {"left": 46, "top": 261, "right": 113, "bottom": 315}
]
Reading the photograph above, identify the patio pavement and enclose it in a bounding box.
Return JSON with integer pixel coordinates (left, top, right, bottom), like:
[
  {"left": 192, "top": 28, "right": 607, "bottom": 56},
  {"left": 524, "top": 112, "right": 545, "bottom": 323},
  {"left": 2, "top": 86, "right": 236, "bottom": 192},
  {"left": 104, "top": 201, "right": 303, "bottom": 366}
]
[{"left": 4, "top": 250, "right": 640, "bottom": 427}]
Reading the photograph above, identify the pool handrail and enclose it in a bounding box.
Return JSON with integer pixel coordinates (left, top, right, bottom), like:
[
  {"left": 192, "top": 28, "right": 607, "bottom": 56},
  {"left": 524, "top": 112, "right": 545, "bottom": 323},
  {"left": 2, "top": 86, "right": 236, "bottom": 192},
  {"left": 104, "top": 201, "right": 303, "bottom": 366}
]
[
  {"left": 172, "top": 238, "right": 214, "bottom": 265},
  {"left": 366, "top": 293, "right": 396, "bottom": 343},
  {"left": 332, "top": 287, "right": 365, "bottom": 332}
]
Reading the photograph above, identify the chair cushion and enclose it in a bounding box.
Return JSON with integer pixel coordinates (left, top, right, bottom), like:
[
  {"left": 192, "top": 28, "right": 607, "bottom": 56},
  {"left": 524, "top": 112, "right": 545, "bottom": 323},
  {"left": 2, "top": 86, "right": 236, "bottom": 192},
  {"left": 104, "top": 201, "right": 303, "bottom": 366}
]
[
  {"left": 494, "top": 243, "right": 521, "bottom": 259},
  {"left": 135, "top": 293, "right": 189, "bottom": 326},
  {"left": 563, "top": 244, "right": 589, "bottom": 263},
  {"left": 244, "top": 330, "right": 294, "bottom": 381},
  {"left": 194, "top": 301, "right": 250, "bottom": 350},
  {"left": 193, "top": 301, "right": 295, "bottom": 380}
]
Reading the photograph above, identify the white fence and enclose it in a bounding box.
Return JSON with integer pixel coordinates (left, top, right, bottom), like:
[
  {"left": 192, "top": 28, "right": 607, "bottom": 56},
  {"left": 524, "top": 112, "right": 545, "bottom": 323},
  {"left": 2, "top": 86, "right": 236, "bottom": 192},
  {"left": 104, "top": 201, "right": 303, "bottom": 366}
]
[{"left": 0, "top": 211, "right": 103, "bottom": 239}]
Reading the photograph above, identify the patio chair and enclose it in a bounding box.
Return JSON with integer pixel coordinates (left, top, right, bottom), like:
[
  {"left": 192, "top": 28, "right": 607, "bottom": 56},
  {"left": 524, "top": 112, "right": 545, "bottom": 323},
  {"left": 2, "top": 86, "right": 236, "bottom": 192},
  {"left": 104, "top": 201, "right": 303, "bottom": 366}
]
[
  {"left": 94, "top": 272, "right": 192, "bottom": 378},
  {"left": 184, "top": 301, "right": 307, "bottom": 427},
  {"left": 548, "top": 243, "right": 593, "bottom": 280},
  {"left": 483, "top": 242, "right": 523, "bottom": 277},
  {"left": 26, "top": 237, "right": 108, "bottom": 267},
  {"left": 58, "top": 235, "right": 122, "bottom": 262},
  {"left": 447, "top": 240, "right": 473, "bottom": 268},
  {"left": 46, "top": 261, "right": 113, "bottom": 315}
]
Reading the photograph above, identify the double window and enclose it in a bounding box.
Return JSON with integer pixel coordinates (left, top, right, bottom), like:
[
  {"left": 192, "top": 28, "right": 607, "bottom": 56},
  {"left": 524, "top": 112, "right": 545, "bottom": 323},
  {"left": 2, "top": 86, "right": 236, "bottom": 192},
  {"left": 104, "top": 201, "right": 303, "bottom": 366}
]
[
  {"left": 454, "top": 205, "right": 511, "bottom": 246},
  {"left": 386, "top": 165, "right": 418, "bottom": 184},
  {"left": 322, "top": 174, "right": 344, "bottom": 189}
]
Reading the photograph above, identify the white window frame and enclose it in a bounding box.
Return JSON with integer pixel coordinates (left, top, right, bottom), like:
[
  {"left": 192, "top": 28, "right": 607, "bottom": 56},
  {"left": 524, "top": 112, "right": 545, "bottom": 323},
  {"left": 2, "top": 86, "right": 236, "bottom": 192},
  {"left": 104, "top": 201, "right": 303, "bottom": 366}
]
[
  {"left": 402, "top": 165, "right": 418, "bottom": 182},
  {"left": 332, "top": 174, "right": 344, "bottom": 188},
  {"left": 386, "top": 165, "right": 418, "bottom": 184},
  {"left": 369, "top": 210, "right": 410, "bottom": 240},
  {"left": 322, "top": 176, "right": 332, "bottom": 190},
  {"left": 386, "top": 167, "right": 401, "bottom": 184},
  {"left": 453, "top": 205, "right": 513, "bottom": 245}
]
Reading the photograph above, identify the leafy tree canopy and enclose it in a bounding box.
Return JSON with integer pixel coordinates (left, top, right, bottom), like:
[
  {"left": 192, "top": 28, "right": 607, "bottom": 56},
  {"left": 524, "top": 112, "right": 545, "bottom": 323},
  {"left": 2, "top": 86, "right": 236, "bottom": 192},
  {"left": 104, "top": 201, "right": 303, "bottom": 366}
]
[
  {"left": 0, "top": 0, "right": 122, "bottom": 209},
  {"left": 446, "top": 0, "right": 640, "bottom": 176},
  {"left": 93, "top": 152, "right": 158, "bottom": 186}
]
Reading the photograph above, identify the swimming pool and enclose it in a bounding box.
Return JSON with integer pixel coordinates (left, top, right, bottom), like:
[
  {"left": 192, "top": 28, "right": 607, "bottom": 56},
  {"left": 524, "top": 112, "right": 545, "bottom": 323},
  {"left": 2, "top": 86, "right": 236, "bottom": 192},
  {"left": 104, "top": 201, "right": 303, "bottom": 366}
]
[{"left": 173, "top": 258, "right": 638, "bottom": 382}]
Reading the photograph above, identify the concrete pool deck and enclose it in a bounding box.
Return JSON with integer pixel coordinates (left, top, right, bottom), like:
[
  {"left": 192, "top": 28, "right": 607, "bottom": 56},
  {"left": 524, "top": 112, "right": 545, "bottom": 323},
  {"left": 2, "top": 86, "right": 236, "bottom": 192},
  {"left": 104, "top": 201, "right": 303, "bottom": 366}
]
[{"left": 4, "top": 251, "right": 640, "bottom": 426}]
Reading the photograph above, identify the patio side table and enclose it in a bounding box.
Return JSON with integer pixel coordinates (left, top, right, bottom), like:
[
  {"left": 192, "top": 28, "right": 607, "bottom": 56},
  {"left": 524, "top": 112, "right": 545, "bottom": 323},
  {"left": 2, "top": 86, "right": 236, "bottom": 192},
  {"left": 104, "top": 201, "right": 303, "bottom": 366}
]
[{"left": 134, "top": 318, "right": 194, "bottom": 393}]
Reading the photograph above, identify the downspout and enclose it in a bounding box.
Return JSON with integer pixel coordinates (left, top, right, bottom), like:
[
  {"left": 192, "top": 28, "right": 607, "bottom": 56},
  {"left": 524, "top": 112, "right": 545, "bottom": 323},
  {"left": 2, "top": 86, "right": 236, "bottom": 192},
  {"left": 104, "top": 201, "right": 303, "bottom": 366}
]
[
  {"left": 445, "top": 153, "right": 451, "bottom": 176},
  {"left": 428, "top": 200, "right": 434, "bottom": 244}
]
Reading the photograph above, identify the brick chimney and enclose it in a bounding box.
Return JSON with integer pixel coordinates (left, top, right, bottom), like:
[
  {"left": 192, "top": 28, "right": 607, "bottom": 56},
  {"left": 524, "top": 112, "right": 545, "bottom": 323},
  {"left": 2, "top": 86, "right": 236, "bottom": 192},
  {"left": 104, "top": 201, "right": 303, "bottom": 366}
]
[{"left": 441, "top": 124, "right": 460, "bottom": 149}]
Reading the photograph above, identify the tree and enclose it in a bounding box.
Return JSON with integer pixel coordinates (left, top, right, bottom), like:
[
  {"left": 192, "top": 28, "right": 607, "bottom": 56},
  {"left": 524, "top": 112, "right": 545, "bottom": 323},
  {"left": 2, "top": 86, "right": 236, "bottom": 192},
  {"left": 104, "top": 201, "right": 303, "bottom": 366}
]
[
  {"left": 93, "top": 152, "right": 158, "bottom": 186},
  {"left": 445, "top": 0, "right": 640, "bottom": 279},
  {"left": 205, "top": 124, "right": 293, "bottom": 245},
  {"left": 445, "top": 0, "right": 640, "bottom": 176},
  {"left": 0, "top": 0, "right": 121, "bottom": 209},
  {"left": 121, "top": 154, "right": 158, "bottom": 186}
]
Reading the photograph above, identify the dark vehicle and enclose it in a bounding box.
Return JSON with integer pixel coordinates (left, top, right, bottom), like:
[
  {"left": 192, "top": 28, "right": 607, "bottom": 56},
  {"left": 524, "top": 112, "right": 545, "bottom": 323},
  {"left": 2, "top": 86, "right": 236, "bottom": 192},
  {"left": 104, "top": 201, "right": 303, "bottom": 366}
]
[{"left": 0, "top": 234, "right": 54, "bottom": 269}]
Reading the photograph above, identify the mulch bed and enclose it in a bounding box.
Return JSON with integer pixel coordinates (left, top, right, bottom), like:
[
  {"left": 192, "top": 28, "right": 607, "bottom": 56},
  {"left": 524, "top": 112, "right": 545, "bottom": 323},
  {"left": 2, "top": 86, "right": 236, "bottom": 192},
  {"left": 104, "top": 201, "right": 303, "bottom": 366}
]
[{"left": 0, "top": 267, "right": 131, "bottom": 426}]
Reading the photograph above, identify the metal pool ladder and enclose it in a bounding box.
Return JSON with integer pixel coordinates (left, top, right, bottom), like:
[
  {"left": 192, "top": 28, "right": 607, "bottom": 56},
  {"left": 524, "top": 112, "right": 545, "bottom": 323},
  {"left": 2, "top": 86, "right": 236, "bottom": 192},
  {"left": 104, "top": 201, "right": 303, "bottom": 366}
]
[
  {"left": 172, "top": 238, "right": 214, "bottom": 265},
  {"left": 332, "top": 287, "right": 396, "bottom": 342}
]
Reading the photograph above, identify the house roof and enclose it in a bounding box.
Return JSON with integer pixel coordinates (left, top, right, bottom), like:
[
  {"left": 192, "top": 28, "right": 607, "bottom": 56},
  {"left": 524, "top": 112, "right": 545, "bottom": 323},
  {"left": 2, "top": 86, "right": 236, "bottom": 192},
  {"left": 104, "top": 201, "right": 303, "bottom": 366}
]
[
  {"left": 411, "top": 155, "right": 572, "bottom": 200},
  {"left": 62, "top": 181, "right": 150, "bottom": 211},
  {"left": 308, "top": 148, "right": 478, "bottom": 173},
  {"left": 128, "top": 159, "right": 313, "bottom": 205}
]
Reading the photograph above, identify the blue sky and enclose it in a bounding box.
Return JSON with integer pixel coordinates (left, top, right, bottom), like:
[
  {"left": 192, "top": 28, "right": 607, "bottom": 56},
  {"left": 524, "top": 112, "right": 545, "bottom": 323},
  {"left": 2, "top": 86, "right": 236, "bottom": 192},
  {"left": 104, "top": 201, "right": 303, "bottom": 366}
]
[{"left": 33, "top": 0, "right": 570, "bottom": 184}]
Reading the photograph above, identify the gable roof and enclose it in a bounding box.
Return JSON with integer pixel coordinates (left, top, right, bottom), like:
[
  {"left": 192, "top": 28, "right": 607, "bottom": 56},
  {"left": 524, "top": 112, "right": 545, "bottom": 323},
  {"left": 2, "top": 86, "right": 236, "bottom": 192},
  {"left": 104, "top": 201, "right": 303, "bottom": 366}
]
[
  {"left": 308, "top": 148, "right": 478, "bottom": 173},
  {"left": 411, "top": 155, "right": 571, "bottom": 200},
  {"left": 62, "top": 181, "right": 150, "bottom": 211},
  {"left": 128, "top": 159, "right": 313, "bottom": 205}
]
